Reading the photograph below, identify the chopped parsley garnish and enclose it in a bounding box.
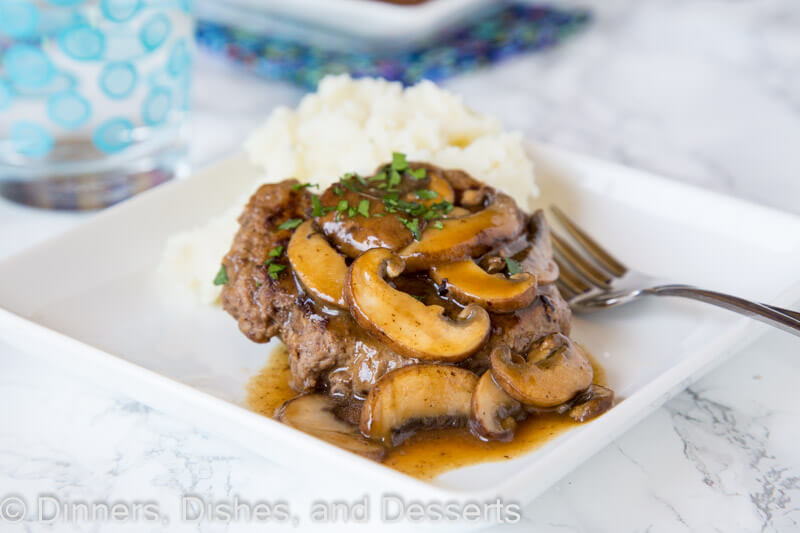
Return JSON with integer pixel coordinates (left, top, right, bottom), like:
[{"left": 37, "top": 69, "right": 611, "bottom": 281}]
[
  {"left": 391, "top": 152, "right": 408, "bottom": 171},
  {"left": 278, "top": 218, "right": 303, "bottom": 230},
  {"left": 269, "top": 246, "right": 284, "bottom": 257},
  {"left": 415, "top": 189, "right": 438, "bottom": 200},
  {"left": 357, "top": 199, "right": 370, "bottom": 217},
  {"left": 432, "top": 221, "right": 444, "bottom": 230},
  {"left": 505, "top": 257, "right": 523, "bottom": 275},
  {"left": 311, "top": 194, "right": 324, "bottom": 216},
  {"left": 213, "top": 265, "right": 228, "bottom": 286},
  {"left": 333, "top": 186, "right": 344, "bottom": 196},
  {"left": 431, "top": 200, "right": 454, "bottom": 214},
  {"left": 400, "top": 217, "right": 421, "bottom": 240},
  {"left": 369, "top": 171, "right": 386, "bottom": 182},
  {"left": 408, "top": 167, "right": 427, "bottom": 180},
  {"left": 292, "top": 182, "right": 318, "bottom": 191},
  {"left": 347, "top": 206, "right": 356, "bottom": 217},
  {"left": 337, "top": 200, "right": 349, "bottom": 212},
  {"left": 268, "top": 263, "right": 286, "bottom": 280},
  {"left": 342, "top": 179, "right": 361, "bottom": 192},
  {"left": 388, "top": 169, "right": 402, "bottom": 188}
]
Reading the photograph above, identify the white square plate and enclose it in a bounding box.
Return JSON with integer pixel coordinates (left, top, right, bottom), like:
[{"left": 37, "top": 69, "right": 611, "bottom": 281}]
[{"left": 1, "top": 143, "right": 799, "bottom": 505}]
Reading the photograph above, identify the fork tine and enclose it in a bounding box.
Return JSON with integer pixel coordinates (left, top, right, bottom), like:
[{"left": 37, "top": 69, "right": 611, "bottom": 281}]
[
  {"left": 550, "top": 205, "right": 628, "bottom": 277},
  {"left": 555, "top": 279, "right": 577, "bottom": 300},
  {"left": 554, "top": 256, "right": 593, "bottom": 296},
  {"left": 551, "top": 231, "right": 613, "bottom": 289}
]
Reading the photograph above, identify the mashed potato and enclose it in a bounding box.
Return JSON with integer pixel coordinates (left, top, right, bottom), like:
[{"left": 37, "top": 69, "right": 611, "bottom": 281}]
[{"left": 161, "top": 75, "right": 537, "bottom": 304}]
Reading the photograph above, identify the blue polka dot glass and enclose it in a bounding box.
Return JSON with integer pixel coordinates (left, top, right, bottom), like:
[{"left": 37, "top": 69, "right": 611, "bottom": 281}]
[{"left": 0, "top": 0, "right": 193, "bottom": 209}]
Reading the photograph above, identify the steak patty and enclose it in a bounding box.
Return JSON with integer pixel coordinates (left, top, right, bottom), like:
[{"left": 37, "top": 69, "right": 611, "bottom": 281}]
[{"left": 221, "top": 165, "right": 571, "bottom": 400}]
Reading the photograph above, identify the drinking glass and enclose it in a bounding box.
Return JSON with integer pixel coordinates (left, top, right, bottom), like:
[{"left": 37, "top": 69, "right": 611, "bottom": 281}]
[{"left": 0, "top": 0, "right": 193, "bottom": 209}]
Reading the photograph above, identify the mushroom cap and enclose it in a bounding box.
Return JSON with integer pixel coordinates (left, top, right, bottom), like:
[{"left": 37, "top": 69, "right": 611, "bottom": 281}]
[
  {"left": 431, "top": 259, "right": 538, "bottom": 313},
  {"left": 277, "top": 394, "right": 385, "bottom": 460},
  {"left": 490, "top": 333, "right": 593, "bottom": 408},
  {"left": 568, "top": 384, "right": 615, "bottom": 422},
  {"left": 360, "top": 364, "right": 479, "bottom": 445},
  {"left": 345, "top": 248, "right": 490, "bottom": 362},
  {"left": 287, "top": 220, "right": 348, "bottom": 307},
  {"left": 399, "top": 194, "right": 525, "bottom": 271},
  {"left": 470, "top": 371, "right": 524, "bottom": 442}
]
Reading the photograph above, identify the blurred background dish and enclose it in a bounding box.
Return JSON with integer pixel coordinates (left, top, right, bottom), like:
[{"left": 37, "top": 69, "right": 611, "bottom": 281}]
[
  {"left": 195, "top": 0, "right": 590, "bottom": 89},
  {"left": 196, "top": 0, "right": 507, "bottom": 53}
]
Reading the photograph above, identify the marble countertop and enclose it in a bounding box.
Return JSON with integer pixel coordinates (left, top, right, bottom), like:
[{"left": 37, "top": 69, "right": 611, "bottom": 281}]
[{"left": 2, "top": 1, "right": 799, "bottom": 531}]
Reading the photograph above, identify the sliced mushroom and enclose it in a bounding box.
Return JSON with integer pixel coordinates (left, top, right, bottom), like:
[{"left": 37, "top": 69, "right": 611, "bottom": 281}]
[
  {"left": 446, "top": 206, "right": 471, "bottom": 218},
  {"left": 470, "top": 371, "right": 523, "bottom": 442},
  {"left": 430, "top": 259, "right": 537, "bottom": 313},
  {"left": 404, "top": 172, "right": 455, "bottom": 207},
  {"left": 287, "top": 220, "right": 347, "bottom": 307},
  {"left": 568, "top": 384, "right": 614, "bottom": 422},
  {"left": 399, "top": 193, "right": 525, "bottom": 271},
  {"left": 277, "top": 394, "right": 385, "bottom": 460},
  {"left": 491, "top": 333, "right": 593, "bottom": 408},
  {"left": 316, "top": 189, "right": 413, "bottom": 258},
  {"left": 360, "top": 364, "right": 479, "bottom": 445},
  {"left": 345, "top": 248, "right": 490, "bottom": 361}
]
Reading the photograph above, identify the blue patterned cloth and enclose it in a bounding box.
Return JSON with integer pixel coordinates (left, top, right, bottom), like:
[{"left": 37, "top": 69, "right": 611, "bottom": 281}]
[{"left": 196, "top": 4, "right": 591, "bottom": 90}]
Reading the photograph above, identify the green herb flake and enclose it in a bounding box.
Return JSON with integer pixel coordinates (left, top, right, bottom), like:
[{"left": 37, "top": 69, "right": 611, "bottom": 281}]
[
  {"left": 391, "top": 152, "right": 408, "bottom": 171},
  {"left": 369, "top": 171, "right": 387, "bottom": 182},
  {"left": 213, "top": 265, "right": 228, "bottom": 286},
  {"left": 269, "top": 246, "right": 284, "bottom": 257},
  {"left": 400, "top": 217, "right": 421, "bottom": 240},
  {"left": 432, "top": 221, "right": 444, "bottom": 230},
  {"left": 278, "top": 218, "right": 303, "bottom": 230},
  {"left": 432, "top": 200, "right": 454, "bottom": 214},
  {"left": 311, "top": 194, "right": 324, "bottom": 217},
  {"left": 292, "top": 182, "right": 318, "bottom": 191},
  {"left": 357, "top": 199, "right": 370, "bottom": 217},
  {"left": 415, "top": 189, "right": 438, "bottom": 200},
  {"left": 409, "top": 168, "right": 427, "bottom": 180},
  {"left": 333, "top": 186, "right": 344, "bottom": 196},
  {"left": 388, "top": 169, "right": 402, "bottom": 188},
  {"left": 337, "top": 200, "right": 349, "bottom": 212},
  {"left": 347, "top": 207, "right": 356, "bottom": 217},
  {"left": 505, "top": 257, "right": 523, "bottom": 275},
  {"left": 268, "top": 263, "right": 287, "bottom": 280}
]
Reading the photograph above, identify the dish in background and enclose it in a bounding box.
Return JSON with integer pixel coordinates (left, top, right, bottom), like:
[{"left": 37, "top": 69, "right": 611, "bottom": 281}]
[{"left": 195, "top": 0, "right": 504, "bottom": 52}]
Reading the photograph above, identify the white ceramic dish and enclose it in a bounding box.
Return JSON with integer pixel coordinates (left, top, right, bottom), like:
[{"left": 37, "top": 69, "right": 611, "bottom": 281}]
[
  {"left": 1, "top": 143, "right": 799, "bottom": 506},
  {"left": 195, "top": 0, "right": 502, "bottom": 52}
]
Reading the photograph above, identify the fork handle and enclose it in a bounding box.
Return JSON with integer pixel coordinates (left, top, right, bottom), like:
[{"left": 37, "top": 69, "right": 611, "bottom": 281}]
[{"left": 648, "top": 284, "right": 800, "bottom": 338}]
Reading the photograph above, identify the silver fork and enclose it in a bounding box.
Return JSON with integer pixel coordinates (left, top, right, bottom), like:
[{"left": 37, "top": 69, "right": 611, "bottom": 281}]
[{"left": 548, "top": 206, "right": 800, "bottom": 338}]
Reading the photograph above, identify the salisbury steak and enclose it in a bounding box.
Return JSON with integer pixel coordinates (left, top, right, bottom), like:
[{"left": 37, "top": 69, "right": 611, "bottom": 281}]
[{"left": 220, "top": 164, "right": 571, "bottom": 400}]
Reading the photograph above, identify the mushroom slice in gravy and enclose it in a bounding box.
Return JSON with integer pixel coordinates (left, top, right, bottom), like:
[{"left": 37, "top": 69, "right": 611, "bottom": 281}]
[
  {"left": 277, "top": 394, "right": 385, "bottom": 460},
  {"left": 430, "top": 259, "right": 538, "bottom": 313},
  {"left": 399, "top": 193, "right": 525, "bottom": 271},
  {"left": 287, "top": 220, "right": 348, "bottom": 307},
  {"left": 345, "top": 248, "right": 490, "bottom": 362},
  {"left": 490, "top": 333, "right": 593, "bottom": 408},
  {"left": 470, "top": 370, "right": 524, "bottom": 442},
  {"left": 567, "top": 384, "right": 615, "bottom": 422},
  {"left": 360, "top": 364, "right": 479, "bottom": 445}
]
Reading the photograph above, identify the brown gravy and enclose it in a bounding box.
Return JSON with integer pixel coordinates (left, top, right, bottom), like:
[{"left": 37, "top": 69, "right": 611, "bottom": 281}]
[{"left": 246, "top": 344, "right": 608, "bottom": 480}]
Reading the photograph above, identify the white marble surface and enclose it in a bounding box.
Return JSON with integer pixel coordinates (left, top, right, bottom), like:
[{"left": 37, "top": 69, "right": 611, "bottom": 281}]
[{"left": 2, "top": 1, "right": 800, "bottom": 531}]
